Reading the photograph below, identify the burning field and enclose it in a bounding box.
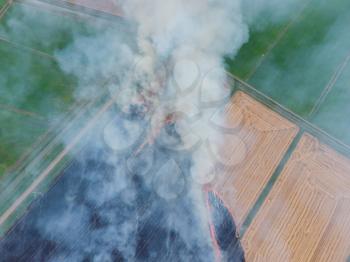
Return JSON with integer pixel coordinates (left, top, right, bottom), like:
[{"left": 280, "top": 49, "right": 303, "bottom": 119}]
[
  {"left": 0, "top": 0, "right": 249, "bottom": 260},
  {"left": 0, "top": 0, "right": 350, "bottom": 261}
]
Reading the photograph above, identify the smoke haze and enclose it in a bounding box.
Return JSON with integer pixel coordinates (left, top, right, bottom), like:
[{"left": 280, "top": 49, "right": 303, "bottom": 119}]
[
  {"left": 0, "top": 0, "right": 250, "bottom": 261},
  {"left": 2, "top": 0, "right": 350, "bottom": 261}
]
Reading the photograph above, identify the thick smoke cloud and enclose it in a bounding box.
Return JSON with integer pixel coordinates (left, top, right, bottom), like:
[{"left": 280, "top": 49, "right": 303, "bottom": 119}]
[
  {"left": 117, "top": 0, "right": 249, "bottom": 185},
  {"left": 2, "top": 0, "right": 350, "bottom": 261},
  {"left": 0, "top": 0, "right": 250, "bottom": 261}
]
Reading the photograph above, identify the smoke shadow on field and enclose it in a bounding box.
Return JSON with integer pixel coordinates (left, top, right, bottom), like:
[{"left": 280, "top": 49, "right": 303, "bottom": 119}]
[
  {"left": 207, "top": 191, "right": 245, "bottom": 262},
  {"left": 0, "top": 111, "right": 219, "bottom": 262}
]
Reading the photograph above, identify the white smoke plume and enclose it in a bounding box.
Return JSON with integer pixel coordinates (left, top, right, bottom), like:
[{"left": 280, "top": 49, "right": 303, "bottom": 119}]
[
  {"left": 104, "top": 2, "right": 250, "bottom": 256},
  {"left": 0, "top": 0, "right": 250, "bottom": 261},
  {"left": 2, "top": 1, "right": 349, "bottom": 261},
  {"left": 117, "top": 0, "right": 249, "bottom": 186},
  {"left": 59, "top": 0, "right": 249, "bottom": 259}
]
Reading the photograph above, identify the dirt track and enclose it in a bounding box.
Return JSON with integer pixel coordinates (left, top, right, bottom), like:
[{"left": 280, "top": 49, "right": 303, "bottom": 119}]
[
  {"left": 243, "top": 133, "right": 350, "bottom": 261},
  {"left": 62, "top": 0, "right": 121, "bottom": 16},
  {"left": 209, "top": 91, "right": 299, "bottom": 229}
]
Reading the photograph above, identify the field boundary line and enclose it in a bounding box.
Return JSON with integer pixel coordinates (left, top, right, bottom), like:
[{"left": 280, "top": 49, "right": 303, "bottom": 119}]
[
  {"left": 0, "top": 0, "right": 129, "bottom": 62},
  {"left": 0, "top": 95, "right": 115, "bottom": 226},
  {"left": 0, "top": 35, "right": 56, "bottom": 60},
  {"left": 0, "top": 0, "right": 13, "bottom": 21},
  {"left": 0, "top": 102, "right": 43, "bottom": 119},
  {"left": 1, "top": 77, "right": 111, "bottom": 181},
  {"left": 35, "top": 0, "right": 123, "bottom": 19},
  {"left": 229, "top": 73, "right": 350, "bottom": 156},
  {"left": 245, "top": 0, "right": 312, "bottom": 81},
  {"left": 308, "top": 51, "right": 350, "bottom": 118},
  {"left": 0, "top": 99, "right": 97, "bottom": 196},
  {"left": 3, "top": 101, "right": 89, "bottom": 174},
  {"left": 0, "top": 0, "right": 91, "bottom": 60},
  {"left": 58, "top": 0, "right": 122, "bottom": 17}
]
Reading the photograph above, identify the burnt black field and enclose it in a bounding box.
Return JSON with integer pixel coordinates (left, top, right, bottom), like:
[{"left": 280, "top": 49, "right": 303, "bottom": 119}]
[
  {"left": 0, "top": 113, "right": 244, "bottom": 262},
  {"left": 208, "top": 192, "right": 245, "bottom": 262}
]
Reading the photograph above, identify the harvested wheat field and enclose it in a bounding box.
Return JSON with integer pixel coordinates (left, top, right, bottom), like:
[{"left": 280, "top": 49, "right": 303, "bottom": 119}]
[
  {"left": 243, "top": 133, "right": 350, "bottom": 261},
  {"left": 61, "top": 0, "right": 121, "bottom": 16},
  {"left": 209, "top": 91, "right": 299, "bottom": 229}
]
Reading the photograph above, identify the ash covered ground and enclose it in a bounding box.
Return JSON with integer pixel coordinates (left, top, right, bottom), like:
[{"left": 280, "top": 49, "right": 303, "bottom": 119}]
[
  {"left": 0, "top": 109, "right": 244, "bottom": 262},
  {"left": 0, "top": 0, "right": 253, "bottom": 260}
]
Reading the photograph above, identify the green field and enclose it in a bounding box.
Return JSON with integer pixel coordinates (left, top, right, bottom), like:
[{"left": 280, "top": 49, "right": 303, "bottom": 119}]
[
  {"left": 0, "top": 0, "right": 128, "bottom": 233},
  {"left": 0, "top": 1, "right": 112, "bottom": 175},
  {"left": 227, "top": 0, "right": 350, "bottom": 144},
  {"left": 0, "top": 0, "right": 7, "bottom": 8}
]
